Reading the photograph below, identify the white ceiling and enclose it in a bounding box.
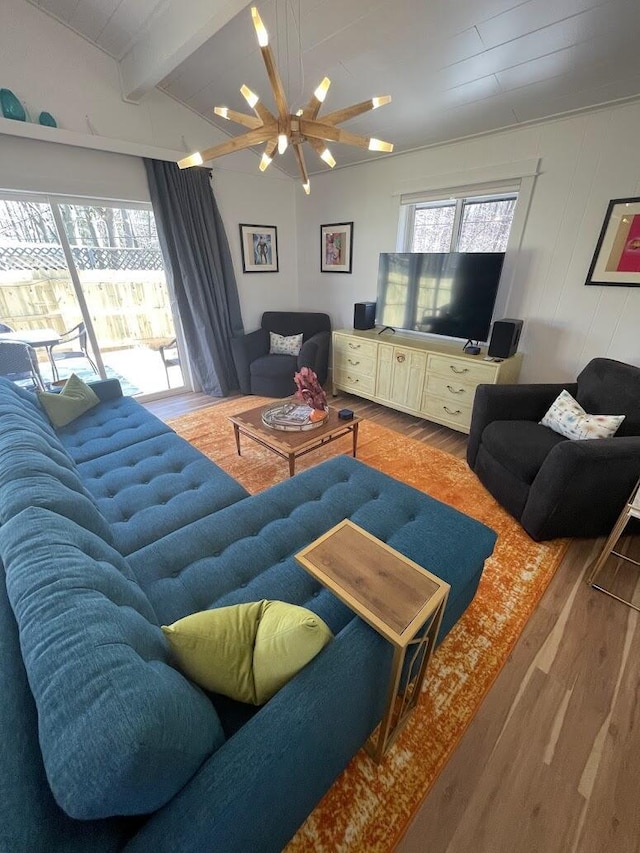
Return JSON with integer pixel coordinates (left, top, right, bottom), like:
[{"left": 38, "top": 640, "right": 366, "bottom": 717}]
[{"left": 25, "top": 0, "right": 640, "bottom": 178}]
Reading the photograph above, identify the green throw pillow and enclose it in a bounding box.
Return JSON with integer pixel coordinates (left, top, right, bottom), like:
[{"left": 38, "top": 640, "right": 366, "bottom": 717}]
[
  {"left": 162, "top": 600, "right": 333, "bottom": 705},
  {"left": 38, "top": 374, "right": 100, "bottom": 428}
]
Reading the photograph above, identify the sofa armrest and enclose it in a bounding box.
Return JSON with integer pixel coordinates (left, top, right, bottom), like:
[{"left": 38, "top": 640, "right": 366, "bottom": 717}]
[
  {"left": 467, "top": 382, "right": 578, "bottom": 468},
  {"left": 87, "top": 378, "right": 123, "bottom": 402},
  {"left": 522, "top": 435, "right": 640, "bottom": 540},
  {"left": 230, "top": 329, "right": 269, "bottom": 394},
  {"left": 124, "top": 617, "right": 391, "bottom": 853},
  {"left": 298, "top": 331, "right": 331, "bottom": 386}
]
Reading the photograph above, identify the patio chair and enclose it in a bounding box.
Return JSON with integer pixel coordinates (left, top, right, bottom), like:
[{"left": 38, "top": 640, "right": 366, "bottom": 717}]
[
  {"left": 0, "top": 340, "right": 45, "bottom": 391},
  {"left": 46, "top": 322, "right": 98, "bottom": 381},
  {"left": 158, "top": 338, "right": 181, "bottom": 388}
]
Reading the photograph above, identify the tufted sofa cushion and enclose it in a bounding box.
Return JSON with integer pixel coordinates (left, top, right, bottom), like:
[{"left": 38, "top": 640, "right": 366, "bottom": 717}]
[
  {"left": 0, "top": 507, "right": 225, "bottom": 821},
  {"left": 128, "top": 455, "right": 497, "bottom": 644},
  {"left": 0, "top": 430, "right": 114, "bottom": 543},
  {"left": 0, "top": 382, "right": 112, "bottom": 542},
  {"left": 56, "top": 395, "right": 173, "bottom": 463},
  {"left": 78, "top": 432, "right": 249, "bottom": 555}
]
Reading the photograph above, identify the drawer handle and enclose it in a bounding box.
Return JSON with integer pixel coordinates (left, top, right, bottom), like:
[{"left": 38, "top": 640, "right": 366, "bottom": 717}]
[
  {"left": 347, "top": 358, "right": 360, "bottom": 365},
  {"left": 347, "top": 375, "right": 359, "bottom": 383},
  {"left": 446, "top": 385, "right": 465, "bottom": 395},
  {"left": 348, "top": 343, "right": 361, "bottom": 349},
  {"left": 449, "top": 365, "right": 469, "bottom": 375},
  {"left": 443, "top": 406, "right": 461, "bottom": 416},
  {"left": 396, "top": 353, "right": 406, "bottom": 363}
]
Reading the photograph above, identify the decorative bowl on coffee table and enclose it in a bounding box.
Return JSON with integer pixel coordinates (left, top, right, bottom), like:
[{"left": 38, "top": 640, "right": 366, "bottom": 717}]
[{"left": 261, "top": 400, "right": 329, "bottom": 432}]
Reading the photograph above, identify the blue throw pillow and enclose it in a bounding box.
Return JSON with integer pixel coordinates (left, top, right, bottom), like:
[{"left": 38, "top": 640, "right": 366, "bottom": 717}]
[{"left": 0, "top": 507, "right": 225, "bottom": 820}]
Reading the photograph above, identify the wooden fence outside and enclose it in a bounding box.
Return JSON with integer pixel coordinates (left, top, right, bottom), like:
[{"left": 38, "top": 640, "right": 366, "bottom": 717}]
[{"left": 0, "top": 272, "right": 175, "bottom": 350}]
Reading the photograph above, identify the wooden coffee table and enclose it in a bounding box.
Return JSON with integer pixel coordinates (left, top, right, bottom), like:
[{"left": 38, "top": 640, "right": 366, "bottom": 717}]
[
  {"left": 229, "top": 401, "right": 361, "bottom": 477},
  {"left": 295, "top": 519, "right": 450, "bottom": 761}
]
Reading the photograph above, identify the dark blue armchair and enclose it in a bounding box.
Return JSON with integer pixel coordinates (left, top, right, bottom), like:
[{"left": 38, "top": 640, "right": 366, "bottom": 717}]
[{"left": 231, "top": 312, "right": 331, "bottom": 397}]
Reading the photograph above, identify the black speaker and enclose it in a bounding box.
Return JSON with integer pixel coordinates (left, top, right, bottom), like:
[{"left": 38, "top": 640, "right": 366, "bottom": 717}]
[
  {"left": 488, "top": 319, "right": 523, "bottom": 359},
  {"left": 353, "top": 301, "right": 376, "bottom": 330}
]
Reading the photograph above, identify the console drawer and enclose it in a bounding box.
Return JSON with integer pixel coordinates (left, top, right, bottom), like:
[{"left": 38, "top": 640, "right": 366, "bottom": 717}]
[
  {"left": 334, "top": 335, "right": 378, "bottom": 360},
  {"left": 421, "top": 395, "right": 473, "bottom": 431},
  {"left": 425, "top": 373, "right": 476, "bottom": 404},
  {"left": 427, "top": 354, "right": 496, "bottom": 386},
  {"left": 334, "top": 351, "right": 377, "bottom": 378},
  {"left": 334, "top": 369, "right": 376, "bottom": 395}
]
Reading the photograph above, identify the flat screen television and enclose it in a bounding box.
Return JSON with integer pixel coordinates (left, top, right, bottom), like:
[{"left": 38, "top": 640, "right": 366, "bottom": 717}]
[{"left": 375, "top": 252, "right": 505, "bottom": 342}]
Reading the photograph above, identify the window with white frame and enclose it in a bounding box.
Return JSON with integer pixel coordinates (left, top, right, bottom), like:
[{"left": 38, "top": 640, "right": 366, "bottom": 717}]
[{"left": 401, "top": 189, "right": 518, "bottom": 253}]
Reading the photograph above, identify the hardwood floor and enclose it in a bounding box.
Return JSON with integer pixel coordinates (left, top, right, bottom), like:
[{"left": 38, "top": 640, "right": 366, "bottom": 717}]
[{"left": 146, "top": 391, "right": 640, "bottom": 853}]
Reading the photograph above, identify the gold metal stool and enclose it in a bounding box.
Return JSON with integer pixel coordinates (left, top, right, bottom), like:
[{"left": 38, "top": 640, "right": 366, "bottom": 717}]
[{"left": 586, "top": 477, "right": 640, "bottom": 609}]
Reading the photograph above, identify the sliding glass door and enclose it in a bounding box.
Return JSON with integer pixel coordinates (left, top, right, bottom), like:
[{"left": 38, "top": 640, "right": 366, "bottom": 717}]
[{"left": 0, "top": 194, "right": 185, "bottom": 397}]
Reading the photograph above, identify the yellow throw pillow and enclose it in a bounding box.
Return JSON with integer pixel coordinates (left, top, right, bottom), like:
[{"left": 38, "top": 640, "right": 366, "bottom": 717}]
[
  {"left": 38, "top": 374, "right": 100, "bottom": 428},
  {"left": 162, "top": 600, "right": 333, "bottom": 705}
]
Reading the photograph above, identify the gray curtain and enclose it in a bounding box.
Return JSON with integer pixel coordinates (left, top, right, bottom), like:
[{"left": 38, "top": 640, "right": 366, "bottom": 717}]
[{"left": 144, "top": 158, "right": 244, "bottom": 396}]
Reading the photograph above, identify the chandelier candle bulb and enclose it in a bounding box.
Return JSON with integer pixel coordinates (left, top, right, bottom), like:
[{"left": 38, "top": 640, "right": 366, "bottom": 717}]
[
  {"left": 278, "top": 134, "right": 288, "bottom": 154},
  {"left": 251, "top": 7, "right": 269, "bottom": 46},
  {"left": 320, "top": 148, "right": 336, "bottom": 168},
  {"left": 177, "top": 151, "right": 203, "bottom": 169},
  {"left": 368, "top": 138, "right": 394, "bottom": 152},
  {"left": 240, "top": 85, "right": 259, "bottom": 109},
  {"left": 314, "top": 78, "right": 331, "bottom": 102},
  {"left": 259, "top": 153, "right": 272, "bottom": 171}
]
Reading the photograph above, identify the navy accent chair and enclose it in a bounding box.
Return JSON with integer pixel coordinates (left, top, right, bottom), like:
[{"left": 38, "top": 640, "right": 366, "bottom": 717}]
[
  {"left": 231, "top": 311, "right": 331, "bottom": 397},
  {"left": 467, "top": 358, "right": 640, "bottom": 541}
]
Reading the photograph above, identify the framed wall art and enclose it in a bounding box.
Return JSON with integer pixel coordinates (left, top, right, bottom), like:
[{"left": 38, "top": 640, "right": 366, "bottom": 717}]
[
  {"left": 239, "top": 224, "right": 279, "bottom": 273},
  {"left": 585, "top": 197, "right": 640, "bottom": 287},
  {"left": 320, "top": 222, "right": 353, "bottom": 273}
]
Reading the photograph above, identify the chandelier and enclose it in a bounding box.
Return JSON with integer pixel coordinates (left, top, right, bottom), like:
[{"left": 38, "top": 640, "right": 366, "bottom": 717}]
[{"left": 178, "top": 6, "right": 393, "bottom": 193}]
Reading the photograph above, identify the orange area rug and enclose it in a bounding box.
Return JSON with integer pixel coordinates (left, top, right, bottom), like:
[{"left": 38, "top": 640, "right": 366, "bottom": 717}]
[{"left": 168, "top": 398, "right": 569, "bottom": 851}]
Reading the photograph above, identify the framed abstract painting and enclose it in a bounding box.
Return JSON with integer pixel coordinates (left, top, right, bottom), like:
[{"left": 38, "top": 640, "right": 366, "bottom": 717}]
[
  {"left": 320, "top": 222, "right": 353, "bottom": 273},
  {"left": 585, "top": 197, "right": 640, "bottom": 287}
]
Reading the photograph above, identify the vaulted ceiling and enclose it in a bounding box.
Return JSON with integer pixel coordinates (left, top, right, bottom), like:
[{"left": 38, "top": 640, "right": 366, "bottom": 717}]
[{"left": 25, "top": 0, "right": 640, "bottom": 177}]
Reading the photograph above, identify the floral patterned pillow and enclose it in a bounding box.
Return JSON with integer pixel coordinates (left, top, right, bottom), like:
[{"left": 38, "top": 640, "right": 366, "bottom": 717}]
[
  {"left": 269, "top": 332, "right": 303, "bottom": 356},
  {"left": 540, "top": 389, "right": 625, "bottom": 440}
]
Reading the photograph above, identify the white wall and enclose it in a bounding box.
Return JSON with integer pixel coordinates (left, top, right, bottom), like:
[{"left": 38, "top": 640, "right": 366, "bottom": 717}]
[
  {"left": 296, "top": 102, "right": 640, "bottom": 382},
  {"left": 214, "top": 169, "right": 298, "bottom": 332}
]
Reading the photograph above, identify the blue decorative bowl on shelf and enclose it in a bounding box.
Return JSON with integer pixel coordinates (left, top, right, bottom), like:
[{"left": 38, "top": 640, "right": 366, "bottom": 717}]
[
  {"left": 38, "top": 111, "right": 57, "bottom": 128},
  {"left": 0, "top": 88, "right": 26, "bottom": 121}
]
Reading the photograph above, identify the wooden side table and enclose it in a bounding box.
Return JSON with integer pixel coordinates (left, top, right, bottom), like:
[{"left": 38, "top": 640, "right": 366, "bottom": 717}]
[{"left": 295, "top": 519, "right": 449, "bottom": 761}]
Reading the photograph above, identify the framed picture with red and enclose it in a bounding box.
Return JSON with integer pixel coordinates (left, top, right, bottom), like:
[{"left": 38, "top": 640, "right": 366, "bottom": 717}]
[
  {"left": 320, "top": 222, "right": 353, "bottom": 273},
  {"left": 585, "top": 197, "right": 640, "bottom": 287}
]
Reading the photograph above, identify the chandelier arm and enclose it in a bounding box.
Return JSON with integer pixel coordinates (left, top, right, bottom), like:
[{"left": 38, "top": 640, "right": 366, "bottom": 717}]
[
  {"left": 260, "top": 43, "right": 290, "bottom": 123},
  {"left": 178, "top": 125, "right": 278, "bottom": 168},
  {"left": 299, "top": 119, "right": 371, "bottom": 150},
  {"left": 293, "top": 143, "right": 309, "bottom": 185},
  {"left": 321, "top": 100, "right": 378, "bottom": 126},
  {"left": 301, "top": 97, "right": 322, "bottom": 121},
  {"left": 215, "top": 108, "right": 262, "bottom": 129},
  {"left": 252, "top": 100, "right": 277, "bottom": 125}
]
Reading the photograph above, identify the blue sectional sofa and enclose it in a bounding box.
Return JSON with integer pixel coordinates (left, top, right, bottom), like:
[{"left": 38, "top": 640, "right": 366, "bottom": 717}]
[{"left": 0, "top": 377, "right": 497, "bottom": 853}]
